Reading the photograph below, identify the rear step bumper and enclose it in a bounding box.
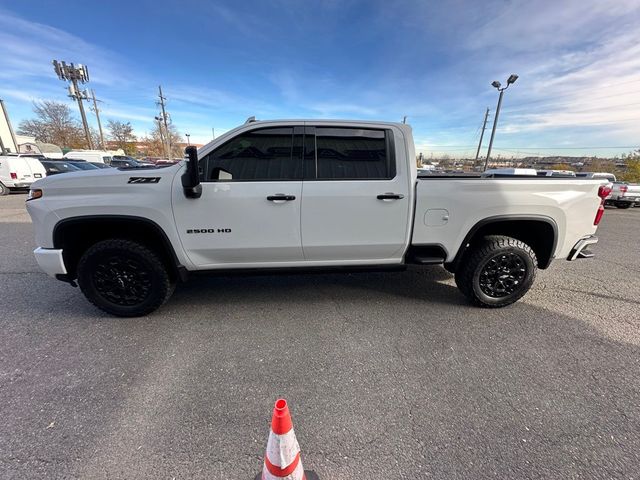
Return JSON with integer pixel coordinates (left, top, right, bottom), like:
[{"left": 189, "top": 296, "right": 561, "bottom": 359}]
[{"left": 567, "top": 235, "right": 598, "bottom": 261}]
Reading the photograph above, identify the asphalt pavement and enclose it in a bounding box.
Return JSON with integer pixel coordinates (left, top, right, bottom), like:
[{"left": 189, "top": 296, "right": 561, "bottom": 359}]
[{"left": 0, "top": 193, "right": 639, "bottom": 479}]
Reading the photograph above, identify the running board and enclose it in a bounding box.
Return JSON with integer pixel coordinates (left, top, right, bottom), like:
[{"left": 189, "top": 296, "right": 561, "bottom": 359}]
[{"left": 410, "top": 256, "right": 446, "bottom": 265}]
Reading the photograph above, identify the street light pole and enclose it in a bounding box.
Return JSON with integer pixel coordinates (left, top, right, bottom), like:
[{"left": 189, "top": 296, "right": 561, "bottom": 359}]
[
  {"left": 484, "top": 74, "right": 518, "bottom": 171},
  {"left": 186, "top": 133, "right": 190, "bottom": 146}
]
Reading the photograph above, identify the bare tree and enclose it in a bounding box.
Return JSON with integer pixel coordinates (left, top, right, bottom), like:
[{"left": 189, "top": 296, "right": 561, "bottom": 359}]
[
  {"left": 140, "top": 122, "right": 184, "bottom": 158},
  {"left": 17, "top": 101, "right": 86, "bottom": 148},
  {"left": 107, "top": 120, "right": 137, "bottom": 155}
]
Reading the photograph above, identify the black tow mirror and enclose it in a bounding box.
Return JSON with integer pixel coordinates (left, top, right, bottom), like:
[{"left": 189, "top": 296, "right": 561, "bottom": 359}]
[{"left": 182, "top": 146, "right": 202, "bottom": 199}]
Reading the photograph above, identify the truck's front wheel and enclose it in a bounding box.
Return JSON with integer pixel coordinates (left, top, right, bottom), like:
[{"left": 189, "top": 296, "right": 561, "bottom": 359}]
[
  {"left": 455, "top": 235, "right": 537, "bottom": 308},
  {"left": 77, "top": 239, "right": 174, "bottom": 317}
]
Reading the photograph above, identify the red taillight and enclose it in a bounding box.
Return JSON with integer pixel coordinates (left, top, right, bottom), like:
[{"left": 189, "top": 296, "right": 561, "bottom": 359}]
[
  {"left": 594, "top": 205, "right": 605, "bottom": 225},
  {"left": 10, "top": 172, "right": 17, "bottom": 180},
  {"left": 620, "top": 185, "right": 628, "bottom": 194},
  {"left": 594, "top": 184, "right": 611, "bottom": 226},
  {"left": 598, "top": 185, "right": 612, "bottom": 199}
]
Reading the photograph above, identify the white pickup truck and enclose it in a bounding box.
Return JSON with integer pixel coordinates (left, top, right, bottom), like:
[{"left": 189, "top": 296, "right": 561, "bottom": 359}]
[{"left": 26, "top": 119, "right": 609, "bottom": 317}]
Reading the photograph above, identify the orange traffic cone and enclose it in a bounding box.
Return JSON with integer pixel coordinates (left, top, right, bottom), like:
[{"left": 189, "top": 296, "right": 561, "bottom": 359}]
[{"left": 256, "top": 399, "right": 319, "bottom": 480}]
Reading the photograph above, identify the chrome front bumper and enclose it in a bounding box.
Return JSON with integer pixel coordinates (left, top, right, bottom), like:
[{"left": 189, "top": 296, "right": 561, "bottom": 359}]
[
  {"left": 567, "top": 235, "right": 598, "bottom": 261},
  {"left": 33, "top": 248, "right": 67, "bottom": 277}
]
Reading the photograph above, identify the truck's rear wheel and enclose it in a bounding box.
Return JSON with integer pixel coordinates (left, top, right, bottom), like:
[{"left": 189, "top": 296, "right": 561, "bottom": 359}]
[
  {"left": 455, "top": 235, "right": 537, "bottom": 308},
  {"left": 0, "top": 182, "right": 9, "bottom": 196},
  {"left": 77, "top": 239, "right": 174, "bottom": 317},
  {"left": 615, "top": 201, "right": 631, "bottom": 209}
]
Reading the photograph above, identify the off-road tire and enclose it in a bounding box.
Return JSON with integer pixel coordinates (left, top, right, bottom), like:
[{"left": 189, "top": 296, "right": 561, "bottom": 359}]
[
  {"left": 0, "top": 182, "right": 9, "bottom": 196},
  {"left": 455, "top": 235, "right": 537, "bottom": 308},
  {"left": 77, "top": 239, "right": 174, "bottom": 317}
]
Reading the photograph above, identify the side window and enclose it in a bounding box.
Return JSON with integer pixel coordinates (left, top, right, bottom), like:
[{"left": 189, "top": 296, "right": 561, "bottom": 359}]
[
  {"left": 313, "top": 128, "right": 394, "bottom": 180},
  {"left": 199, "top": 127, "right": 299, "bottom": 181},
  {"left": 103, "top": 156, "right": 112, "bottom": 165}
]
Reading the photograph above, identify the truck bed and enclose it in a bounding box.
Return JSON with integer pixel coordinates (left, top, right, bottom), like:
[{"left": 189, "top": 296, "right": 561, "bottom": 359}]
[{"left": 412, "top": 177, "right": 605, "bottom": 263}]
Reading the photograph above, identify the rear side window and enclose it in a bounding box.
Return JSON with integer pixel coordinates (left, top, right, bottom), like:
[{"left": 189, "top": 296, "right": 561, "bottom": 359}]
[
  {"left": 312, "top": 128, "right": 394, "bottom": 180},
  {"left": 200, "top": 127, "right": 299, "bottom": 181},
  {"left": 102, "top": 156, "right": 112, "bottom": 164}
]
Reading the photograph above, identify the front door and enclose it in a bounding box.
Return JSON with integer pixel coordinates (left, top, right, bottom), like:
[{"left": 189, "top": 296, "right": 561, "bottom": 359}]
[{"left": 173, "top": 126, "right": 304, "bottom": 268}]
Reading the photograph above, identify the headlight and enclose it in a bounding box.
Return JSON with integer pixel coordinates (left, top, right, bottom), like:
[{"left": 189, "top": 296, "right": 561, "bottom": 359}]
[{"left": 27, "top": 189, "right": 43, "bottom": 201}]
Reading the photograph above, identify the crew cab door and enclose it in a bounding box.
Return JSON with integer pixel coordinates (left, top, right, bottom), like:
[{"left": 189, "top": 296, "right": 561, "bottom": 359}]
[
  {"left": 300, "top": 126, "right": 411, "bottom": 262},
  {"left": 172, "top": 125, "right": 304, "bottom": 268}
]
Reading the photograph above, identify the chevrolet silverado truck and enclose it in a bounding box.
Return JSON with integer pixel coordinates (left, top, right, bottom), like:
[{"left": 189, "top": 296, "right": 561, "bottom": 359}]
[
  {"left": 604, "top": 182, "right": 640, "bottom": 209},
  {"left": 26, "top": 119, "right": 609, "bottom": 317}
]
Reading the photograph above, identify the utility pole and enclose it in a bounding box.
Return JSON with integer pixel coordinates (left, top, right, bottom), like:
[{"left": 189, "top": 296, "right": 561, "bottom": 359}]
[
  {"left": 155, "top": 116, "right": 168, "bottom": 159},
  {"left": 0, "top": 99, "right": 18, "bottom": 153},
  {"left": 90, "top": 90, "right": 105, "bottom": 150},
  {"left": 157, "top": 86, "right": 171, "bottom": 159},
  {"left": 52, "top": 60, "right": 94, "bottom": 149},
  {"left": 475, "top": 108, "right": 490, "bottom": 164},
  {"left": 212, "top": 127, "right": 215, "bottom": 140},
  {"left": 484, "top": 74, "right": 519, "bottom": 171}
]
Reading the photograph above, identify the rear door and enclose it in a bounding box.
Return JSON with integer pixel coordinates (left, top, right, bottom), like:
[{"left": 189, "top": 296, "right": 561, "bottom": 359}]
[
  {"left": 173, "top": 125, "right": 305, "bottom": 268},
  {"left": 8, "top": 158, "right": 36, "bottom": 184},
  {"left": 25, "top": 158, "right": 46, "bottom": 179},
  {"left": 300, "top": 125, "right": 411, "bottom": 263}
]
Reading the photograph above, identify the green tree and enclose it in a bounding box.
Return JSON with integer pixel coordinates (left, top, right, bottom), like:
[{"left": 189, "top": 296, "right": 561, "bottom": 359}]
[
  {"left": 107, "top": 120, "right": 137, "bottom": 155},
  {"left": 622, "top": 158, "right": 640, "bottom": 183}
]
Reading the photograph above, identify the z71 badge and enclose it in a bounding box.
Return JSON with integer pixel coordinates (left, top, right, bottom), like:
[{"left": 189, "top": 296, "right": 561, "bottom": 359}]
[{"left": 128, "top": 177, "right": 161, "bottom": 184}]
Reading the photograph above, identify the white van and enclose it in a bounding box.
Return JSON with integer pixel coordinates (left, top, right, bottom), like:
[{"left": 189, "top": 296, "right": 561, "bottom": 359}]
[
  {"left": 64, "top": 150, "right": 113, "bottom": 165},
  {"left": 482, "top": 168, "right": 538, "bottom": 177},
  {"left": 0, "top": 155, "right": 47, "bottom": 195}
]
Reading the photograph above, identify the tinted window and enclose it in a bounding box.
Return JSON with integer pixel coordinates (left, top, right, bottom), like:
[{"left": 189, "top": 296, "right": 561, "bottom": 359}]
[
  {"left": 200, "top": 127, "right": 298, "bottom": 181},
  {"left": 313, "top": 128, "right": 394, "bottom": 180}
]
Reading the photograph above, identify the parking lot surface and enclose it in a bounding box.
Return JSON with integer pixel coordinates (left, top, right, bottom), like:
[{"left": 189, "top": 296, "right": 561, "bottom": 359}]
[{"left": 1, "top": 193, "right": 639, "bottom": 479}]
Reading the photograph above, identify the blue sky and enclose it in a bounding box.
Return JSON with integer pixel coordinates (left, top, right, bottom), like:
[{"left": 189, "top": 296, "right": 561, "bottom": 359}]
[{"left": 1, "top": 0, "right": 639, "bottom": 157}]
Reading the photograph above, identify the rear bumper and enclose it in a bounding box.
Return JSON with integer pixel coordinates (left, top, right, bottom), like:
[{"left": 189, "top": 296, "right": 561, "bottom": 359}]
[
  {"left": 34, "top": 248, "right": 67, "bottom": 277},
  {"left": 9, "top": 182, "right": 31, "bottom": 189},
  {"left": 567, "top": 235, "right": 598, "bottom": 261}
]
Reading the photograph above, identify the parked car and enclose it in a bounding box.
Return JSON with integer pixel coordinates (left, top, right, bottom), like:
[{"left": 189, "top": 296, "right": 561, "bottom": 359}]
[
  {"left": 27, "top": 118, "right": 608, "bottom": 317},
  {"left": 39, "top": 160, "right": 82, "bottom": 176},
  {"left": 604, "top": 182, "right": 640, "bottom": 209},
  {"left": 576, "top": 172, "right": 617, "bottom": 182},
  {"left": 89, "top": 162, "right": 112, "bottom": 169},
  {"left": 64, "top": 150, "right": 113, "bottom": 165},
  {"left": 536, "top": 169, "right": 576, "bottom": 177},
  {"left": 483, "top": 168, "right": 537, "bottom": 177},
  {"left": 110, "top": 157, "right": 145, "bottom": 168},
  {"left": 0, "top": 155, "right": 47, "bottom": 195},
  {"left": 65, "top": 160, "right": 101, "bottom": 171}
]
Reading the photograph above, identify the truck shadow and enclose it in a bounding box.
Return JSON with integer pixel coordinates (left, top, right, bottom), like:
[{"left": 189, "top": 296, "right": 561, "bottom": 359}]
[{"left": 170, "top": 265, "right": 467, "bottom": 309}]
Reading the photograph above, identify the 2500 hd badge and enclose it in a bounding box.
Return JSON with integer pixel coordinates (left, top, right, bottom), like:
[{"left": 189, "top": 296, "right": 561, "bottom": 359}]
[{"left": 186, "top": 228, "right": 232, "bottom": 234}]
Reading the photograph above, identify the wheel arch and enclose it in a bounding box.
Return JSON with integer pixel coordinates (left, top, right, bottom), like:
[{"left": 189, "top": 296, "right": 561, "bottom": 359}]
[
  {"left": 53, "top": 215, "right": 186, "bottom": 281},
  {"left": 445, "top": 215, "right": 558, "bottom": 272}
]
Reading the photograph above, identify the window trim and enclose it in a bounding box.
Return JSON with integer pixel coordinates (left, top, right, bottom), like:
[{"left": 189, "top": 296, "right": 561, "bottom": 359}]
[
  {"left": 199, "top": 126, "right": 302, "bottom": 183},
  {"left": 304, "top": 126, "right": 397, "bottom": 181}
]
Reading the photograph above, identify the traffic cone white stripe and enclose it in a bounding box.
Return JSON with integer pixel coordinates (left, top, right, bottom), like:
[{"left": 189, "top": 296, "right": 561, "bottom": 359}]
[
  {"left": 265, "top": 429, "right": 300, "bottom": 468},
  {"left": 262, "top": 458, "right": 305, "bottom": 480}
]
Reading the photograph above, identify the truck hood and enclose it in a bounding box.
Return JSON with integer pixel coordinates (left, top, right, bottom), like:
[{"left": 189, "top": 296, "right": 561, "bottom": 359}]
[{"left": 31, "top": 162, "right": 183, "bottom": 194}]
